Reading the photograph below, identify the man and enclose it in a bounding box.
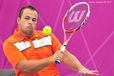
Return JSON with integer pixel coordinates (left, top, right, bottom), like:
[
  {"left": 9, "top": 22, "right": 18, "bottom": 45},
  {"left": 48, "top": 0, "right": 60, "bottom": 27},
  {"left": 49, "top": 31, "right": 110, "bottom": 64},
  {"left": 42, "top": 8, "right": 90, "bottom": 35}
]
[{"left": 3, "top": 5, "right": 98, "bottom": 76}]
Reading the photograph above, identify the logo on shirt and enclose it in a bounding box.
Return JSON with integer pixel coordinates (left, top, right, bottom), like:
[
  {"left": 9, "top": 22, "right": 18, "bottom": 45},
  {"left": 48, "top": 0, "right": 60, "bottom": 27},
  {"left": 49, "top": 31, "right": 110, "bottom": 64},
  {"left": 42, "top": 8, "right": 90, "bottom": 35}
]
[{"left": 32, "top": 36, "right": 52, "bottom": 49}]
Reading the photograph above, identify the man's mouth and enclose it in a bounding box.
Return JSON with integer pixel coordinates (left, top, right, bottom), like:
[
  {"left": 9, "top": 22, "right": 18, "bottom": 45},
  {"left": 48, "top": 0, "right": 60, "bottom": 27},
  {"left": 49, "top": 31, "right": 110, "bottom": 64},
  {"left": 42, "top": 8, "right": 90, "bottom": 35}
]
[{"left": 28, "top": 26, "right": 33, "bottom": 29}]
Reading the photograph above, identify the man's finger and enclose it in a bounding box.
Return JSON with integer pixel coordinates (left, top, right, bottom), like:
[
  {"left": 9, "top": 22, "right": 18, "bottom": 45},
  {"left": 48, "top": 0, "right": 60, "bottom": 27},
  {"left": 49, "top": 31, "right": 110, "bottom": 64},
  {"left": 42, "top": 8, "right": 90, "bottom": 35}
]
[{"left": 87, "top": 70, "right": 99, "bottom": 75}]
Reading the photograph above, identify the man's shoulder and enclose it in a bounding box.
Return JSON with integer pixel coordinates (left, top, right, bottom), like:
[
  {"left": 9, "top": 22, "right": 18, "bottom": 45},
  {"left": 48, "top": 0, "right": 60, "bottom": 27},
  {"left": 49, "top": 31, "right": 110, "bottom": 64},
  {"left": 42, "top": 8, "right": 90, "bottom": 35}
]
[
  {"left": 35, "top": 30, "right": 51, "bottom": 37},
  {"left": 36, "top": 30, "right": 44, "bottom": 34},
  {"left": 4, "top": 34, "right": 17, "bottom": 44},
  {"left": 35, "top": 30, "right": 57, "bottom": 38}
]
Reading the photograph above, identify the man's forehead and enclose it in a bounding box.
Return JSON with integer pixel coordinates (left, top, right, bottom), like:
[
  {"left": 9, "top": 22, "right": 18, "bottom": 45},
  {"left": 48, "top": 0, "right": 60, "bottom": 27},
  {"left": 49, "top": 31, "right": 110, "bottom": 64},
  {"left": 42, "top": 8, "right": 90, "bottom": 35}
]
[{"left": 22, "top": 8, "right": 38, "bottom": 17}]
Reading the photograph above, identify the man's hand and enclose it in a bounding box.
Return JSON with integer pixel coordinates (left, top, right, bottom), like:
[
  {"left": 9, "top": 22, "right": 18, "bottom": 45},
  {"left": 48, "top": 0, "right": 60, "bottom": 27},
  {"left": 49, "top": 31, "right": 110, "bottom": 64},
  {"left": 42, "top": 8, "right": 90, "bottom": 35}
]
[
  {"left": 51, "top": 50, "right": 64, "bottom": 63},
  {"left": 79, "top": 68, "right": 98, "bottom": 76}
]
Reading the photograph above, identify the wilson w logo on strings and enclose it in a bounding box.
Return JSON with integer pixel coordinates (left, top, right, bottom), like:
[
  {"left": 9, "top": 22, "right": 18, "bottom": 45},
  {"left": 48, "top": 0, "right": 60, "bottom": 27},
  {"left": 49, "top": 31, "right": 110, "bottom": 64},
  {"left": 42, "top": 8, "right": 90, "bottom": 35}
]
[{"left": 68, "top": 10, "right": 86, "bottom": 23}]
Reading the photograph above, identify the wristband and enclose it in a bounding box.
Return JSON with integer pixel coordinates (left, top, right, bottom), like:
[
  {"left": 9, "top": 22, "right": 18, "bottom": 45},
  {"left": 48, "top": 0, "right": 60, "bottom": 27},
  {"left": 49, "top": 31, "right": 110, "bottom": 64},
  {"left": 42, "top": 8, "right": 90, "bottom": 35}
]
[{"left": 49, "top": 57, "right": 52, "bottom": 64}]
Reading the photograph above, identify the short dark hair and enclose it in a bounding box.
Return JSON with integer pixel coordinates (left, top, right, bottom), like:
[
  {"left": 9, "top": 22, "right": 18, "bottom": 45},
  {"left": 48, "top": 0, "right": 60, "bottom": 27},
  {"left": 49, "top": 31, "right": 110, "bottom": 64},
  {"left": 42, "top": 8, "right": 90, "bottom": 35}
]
[{"left": 18, "top": 5, "right": 38, "bottom": 18}]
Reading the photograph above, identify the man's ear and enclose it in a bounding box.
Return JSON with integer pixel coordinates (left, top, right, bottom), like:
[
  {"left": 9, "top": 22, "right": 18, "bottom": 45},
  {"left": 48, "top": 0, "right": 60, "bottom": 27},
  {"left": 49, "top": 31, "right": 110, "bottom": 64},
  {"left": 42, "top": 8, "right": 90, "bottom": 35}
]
[{"left": 17, "top": 17, "right": 21, "bottom": 24}]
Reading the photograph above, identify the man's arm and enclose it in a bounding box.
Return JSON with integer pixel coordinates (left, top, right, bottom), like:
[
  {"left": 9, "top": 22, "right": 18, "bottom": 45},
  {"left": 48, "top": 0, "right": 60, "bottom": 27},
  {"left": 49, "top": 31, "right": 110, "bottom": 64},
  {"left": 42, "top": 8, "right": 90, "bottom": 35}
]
[
  {"left": 63, "top": 51, "right": 84, "bottom": 71},
  {"left": 16, "top": 50, "right": 64, "bottom": 74},
  {"left": 16, "top": 58, "right": 50, "bottom": 73},
  {"left": 50, "top": 34, "right": 98, "bottom": 75},
  {"left": 63, "top": 50, "right": 98, "bottom": 75}
]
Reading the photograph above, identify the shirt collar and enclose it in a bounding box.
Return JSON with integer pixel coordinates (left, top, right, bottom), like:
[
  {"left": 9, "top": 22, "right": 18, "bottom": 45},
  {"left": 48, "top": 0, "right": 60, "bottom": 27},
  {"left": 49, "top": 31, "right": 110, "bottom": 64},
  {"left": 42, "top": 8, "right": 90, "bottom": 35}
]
[{"left": 13, "top": 29, "right": 40, "bottom": 41}]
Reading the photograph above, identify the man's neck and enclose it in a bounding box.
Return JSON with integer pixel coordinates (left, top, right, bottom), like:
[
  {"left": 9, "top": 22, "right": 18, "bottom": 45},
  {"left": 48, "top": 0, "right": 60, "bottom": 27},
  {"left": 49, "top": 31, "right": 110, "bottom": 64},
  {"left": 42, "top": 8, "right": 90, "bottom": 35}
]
[{"left": 18, "top": 29, "right": 33, "bottom": 38}]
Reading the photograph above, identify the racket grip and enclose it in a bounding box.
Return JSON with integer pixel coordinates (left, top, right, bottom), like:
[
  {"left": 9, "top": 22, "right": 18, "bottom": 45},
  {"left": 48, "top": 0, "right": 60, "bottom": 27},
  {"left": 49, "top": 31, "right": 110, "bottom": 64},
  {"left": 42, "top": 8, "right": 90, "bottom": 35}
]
[
  {"left": 55, "top": 45, "right": 66, "bottom": 64},
  {"left": 55, "top": 60, "right": 60, "bottom": 64}
]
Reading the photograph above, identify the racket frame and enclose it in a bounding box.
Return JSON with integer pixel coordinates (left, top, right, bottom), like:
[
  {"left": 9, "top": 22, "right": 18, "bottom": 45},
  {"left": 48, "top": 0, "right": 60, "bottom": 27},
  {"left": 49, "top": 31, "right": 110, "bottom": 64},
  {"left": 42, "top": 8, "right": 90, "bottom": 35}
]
[{"left": 55, "top": 2, "right": 90, "bottom": 64}]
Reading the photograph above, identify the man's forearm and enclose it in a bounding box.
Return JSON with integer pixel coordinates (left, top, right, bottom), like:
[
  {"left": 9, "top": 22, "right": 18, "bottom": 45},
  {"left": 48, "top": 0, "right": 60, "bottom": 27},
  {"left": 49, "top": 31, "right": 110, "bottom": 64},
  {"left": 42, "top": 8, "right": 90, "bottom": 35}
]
[
  {"left": 63, "top": 51, "right": 84, "bottom": 71},
  {"left": 68, "top": 55, "right": 84, "bottom": 71},
  {"left": 16, "top": 57, "right": 51, "bottom": 73},
  {"left": 16, "top": 50, "right": 64, "bottom": 74}
]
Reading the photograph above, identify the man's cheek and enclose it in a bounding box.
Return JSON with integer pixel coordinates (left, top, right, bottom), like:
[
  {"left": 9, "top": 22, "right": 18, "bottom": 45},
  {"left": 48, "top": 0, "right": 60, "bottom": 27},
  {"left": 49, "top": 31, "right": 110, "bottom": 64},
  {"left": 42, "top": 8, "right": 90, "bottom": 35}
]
[{"left": 34, "top": 25, "right": 36, "bottom": 29}]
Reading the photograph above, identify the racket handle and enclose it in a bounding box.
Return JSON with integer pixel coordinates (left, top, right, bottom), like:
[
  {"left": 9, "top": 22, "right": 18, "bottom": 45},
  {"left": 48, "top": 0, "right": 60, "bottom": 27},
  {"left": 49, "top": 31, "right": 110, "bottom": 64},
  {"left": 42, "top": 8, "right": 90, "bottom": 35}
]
[
  {"left": 55, "top": 45, "right": 66, "bottom": 64},
  {"left": 55, "top": 60, "right": 60, "bottom": 64}
]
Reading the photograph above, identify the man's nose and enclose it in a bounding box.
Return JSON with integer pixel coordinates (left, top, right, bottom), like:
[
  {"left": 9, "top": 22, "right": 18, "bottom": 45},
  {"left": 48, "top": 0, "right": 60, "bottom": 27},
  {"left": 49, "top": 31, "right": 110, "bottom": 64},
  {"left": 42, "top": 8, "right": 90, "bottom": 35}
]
[{"left": 29, "top": 19, "right": 33, "bottom": 24}]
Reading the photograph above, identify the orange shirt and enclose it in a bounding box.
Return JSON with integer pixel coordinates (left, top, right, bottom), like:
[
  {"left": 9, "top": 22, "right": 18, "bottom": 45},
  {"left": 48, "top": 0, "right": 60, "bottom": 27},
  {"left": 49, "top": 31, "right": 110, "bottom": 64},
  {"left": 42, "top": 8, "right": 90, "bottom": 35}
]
[{"left": 3, "top": 29, "right": 62, "bottom": 76}]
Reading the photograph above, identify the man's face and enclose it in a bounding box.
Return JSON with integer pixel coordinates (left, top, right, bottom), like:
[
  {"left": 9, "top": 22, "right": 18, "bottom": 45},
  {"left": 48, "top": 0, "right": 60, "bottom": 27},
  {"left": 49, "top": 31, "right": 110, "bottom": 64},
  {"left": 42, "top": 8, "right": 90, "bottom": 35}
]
[{"left": 17, "top": 8, "right": 38, "bottom": 35}]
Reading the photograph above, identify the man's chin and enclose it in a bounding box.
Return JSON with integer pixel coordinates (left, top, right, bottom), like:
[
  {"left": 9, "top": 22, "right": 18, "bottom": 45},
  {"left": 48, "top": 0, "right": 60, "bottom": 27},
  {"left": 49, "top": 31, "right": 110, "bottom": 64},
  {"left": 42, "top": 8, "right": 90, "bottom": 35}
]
[{"left": 25, "top": 30, "right": 33, "bottom": 36}]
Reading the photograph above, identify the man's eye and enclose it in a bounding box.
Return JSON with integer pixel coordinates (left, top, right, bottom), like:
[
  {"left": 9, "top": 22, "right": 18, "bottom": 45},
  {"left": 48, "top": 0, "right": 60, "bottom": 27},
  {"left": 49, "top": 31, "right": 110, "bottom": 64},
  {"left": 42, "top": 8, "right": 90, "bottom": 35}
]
[
  {"left": 32, "top": 19, "right": 37, "bottom": 22},
  {"left": 25, "top": 17, "right": 29, "bottom": 20}
]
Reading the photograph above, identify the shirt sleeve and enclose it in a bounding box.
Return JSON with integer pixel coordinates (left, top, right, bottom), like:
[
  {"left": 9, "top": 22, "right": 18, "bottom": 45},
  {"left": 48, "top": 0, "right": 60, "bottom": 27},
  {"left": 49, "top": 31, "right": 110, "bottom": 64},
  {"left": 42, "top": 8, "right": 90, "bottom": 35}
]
[
  {"left": 51, "top": 33, "right": 67, "bottom": 53},
  {"left": 3, "top": 41, "right": 26, "bottom": 68}
]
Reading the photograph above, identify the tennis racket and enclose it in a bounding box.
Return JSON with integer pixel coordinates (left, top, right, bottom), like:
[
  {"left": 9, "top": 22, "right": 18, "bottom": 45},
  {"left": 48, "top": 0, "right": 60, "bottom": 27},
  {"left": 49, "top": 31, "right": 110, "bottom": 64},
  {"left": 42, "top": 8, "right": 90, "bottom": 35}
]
[{"left": 55, "top": 2, "right": 90, "bottom": 64}]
